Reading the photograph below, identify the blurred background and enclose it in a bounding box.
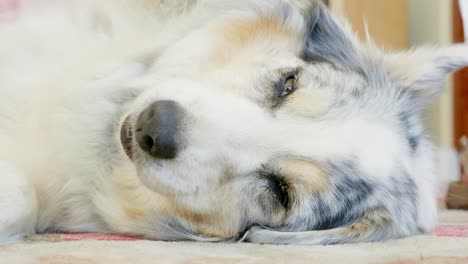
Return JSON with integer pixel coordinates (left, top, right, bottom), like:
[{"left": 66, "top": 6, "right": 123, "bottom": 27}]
[{"left": 328, "top": 0, "right": 467, "bottom": 197}]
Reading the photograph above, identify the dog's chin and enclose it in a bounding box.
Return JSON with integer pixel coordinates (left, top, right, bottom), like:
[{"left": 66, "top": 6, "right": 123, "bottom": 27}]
[{"left": 120, "top": 115, "right": 134, "bottom": 159}]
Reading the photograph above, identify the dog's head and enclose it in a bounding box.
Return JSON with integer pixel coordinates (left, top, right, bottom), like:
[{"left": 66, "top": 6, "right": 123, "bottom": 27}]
[{"left": 118, "top": 0, "right": 468, "bottom": 242}]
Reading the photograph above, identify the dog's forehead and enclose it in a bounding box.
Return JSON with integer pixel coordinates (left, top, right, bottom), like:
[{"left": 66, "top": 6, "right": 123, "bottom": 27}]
[
  {"left": 213, "top": 15, "right": 298, "bottom": 60},
  {"left": 173, "top": 10, "right": 392, "bottom": 102}
]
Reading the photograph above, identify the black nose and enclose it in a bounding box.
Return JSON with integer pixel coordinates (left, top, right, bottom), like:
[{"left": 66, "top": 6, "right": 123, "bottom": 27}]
[{"left": 135, "top": 100, "right": 184, "bottom": 159}]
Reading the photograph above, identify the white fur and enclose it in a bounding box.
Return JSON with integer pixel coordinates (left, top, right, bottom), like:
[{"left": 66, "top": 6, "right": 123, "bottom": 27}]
[{"left": 0, "top": 0, "right": 466, "bottom": 244}]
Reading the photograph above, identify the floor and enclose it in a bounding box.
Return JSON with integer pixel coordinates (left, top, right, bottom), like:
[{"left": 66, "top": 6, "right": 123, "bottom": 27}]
[{"left": 1, "top": 210, "right": 468, "bottom": 264}]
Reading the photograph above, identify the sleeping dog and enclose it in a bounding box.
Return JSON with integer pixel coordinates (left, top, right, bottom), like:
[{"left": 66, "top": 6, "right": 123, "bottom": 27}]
[{"left": 1, "top": 0, "right": 467, "bottom": 244}]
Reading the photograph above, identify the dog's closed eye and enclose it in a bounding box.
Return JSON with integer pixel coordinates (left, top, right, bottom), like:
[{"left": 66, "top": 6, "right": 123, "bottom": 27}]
[{"left": 266, "top": 173, "right": 290, "bottom": 209}]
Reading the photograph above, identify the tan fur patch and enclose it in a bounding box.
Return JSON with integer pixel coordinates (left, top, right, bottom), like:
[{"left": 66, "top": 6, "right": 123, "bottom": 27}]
[
  {"left": 123, "top": 206, "right": 145, "bottom": 220},
  {"left": 277, "top": 158, "right": 329, "bottom": 193},
  {"left": 214, "top": 16, "right": 293, "bottom": 65},
  {"left": 342, "top": 210, "right": 392, "bottom": 237},
  {"left": 174, "top": 207, "right": 235, "bottom": 238},
  {"left": 224, "top": 17, "right": 289, "bottom": 45},
  {"left": 195, "top": 225, "right": 236, "bottom": 239},
  {"left": 281, "top": 90, "right": 332, "bottom": 117},
  {"left": 175, "top": 208, "right": 211, "bottom": 225}
]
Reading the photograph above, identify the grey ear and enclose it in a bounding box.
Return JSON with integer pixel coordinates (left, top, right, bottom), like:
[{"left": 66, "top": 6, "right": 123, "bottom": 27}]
[
  {"left": 301, "top": 3, "right": 360, "bottom": 69},
  {"left": 385, "top": 45, "right": 468, "bottom": 98}
]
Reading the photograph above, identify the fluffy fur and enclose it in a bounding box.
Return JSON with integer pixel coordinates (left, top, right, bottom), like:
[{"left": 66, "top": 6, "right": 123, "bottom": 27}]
[{"left": 1, "top": 0, "right": 467, "bottom": 245}]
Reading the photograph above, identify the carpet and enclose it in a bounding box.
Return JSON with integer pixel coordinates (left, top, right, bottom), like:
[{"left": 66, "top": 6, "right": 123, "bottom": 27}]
[{"left": 1, "top": 210, "right": 468, "bottom": 264}]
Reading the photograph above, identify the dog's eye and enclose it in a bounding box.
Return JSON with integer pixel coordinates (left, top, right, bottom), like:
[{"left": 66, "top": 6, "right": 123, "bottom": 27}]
[
  {"left": 269, "top": 176, "right": 289, "bottom": 208},
  {"left": 279, "top": 74, "right": 297, "bottom": 97}
]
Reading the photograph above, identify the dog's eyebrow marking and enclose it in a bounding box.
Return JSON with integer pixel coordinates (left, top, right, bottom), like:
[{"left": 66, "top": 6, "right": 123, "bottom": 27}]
[
  {"left": 274, "top": 157, "right": 329, "bottom": 194},
  {"left": 214, "top": 16, "right": 292, "bottom": 66}
]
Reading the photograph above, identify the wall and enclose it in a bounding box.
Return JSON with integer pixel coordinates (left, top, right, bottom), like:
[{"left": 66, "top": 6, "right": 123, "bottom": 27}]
[
  {"left": 409, "top": 0, "right": 454, "bottom": 148},
  {"left": 330, "top": 0, "right": 408, "bottom": 50},
  {"left": 409, "top": 0, "right": 460, "bottom": 185}
]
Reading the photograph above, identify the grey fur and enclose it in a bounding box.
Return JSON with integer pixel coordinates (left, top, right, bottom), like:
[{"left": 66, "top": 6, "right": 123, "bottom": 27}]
[
  {"left": 4, "top": 0, "right": 468, "bottom": 246},
  {"left": 301, "top": 3, "right": 364, "bottom": 73}
]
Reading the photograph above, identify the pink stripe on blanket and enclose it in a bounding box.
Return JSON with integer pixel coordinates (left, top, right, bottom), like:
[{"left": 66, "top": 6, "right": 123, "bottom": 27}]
[
  {"left": 435, "top": 224, "right": 468, "bottom": 237},
  {"left": 54, "top": 224, "right": 468, "bottom": 241},
  {"left": 56, "top": 233, "right": 143, "bottom": 241},
  {"left": 26, "top": 224, "right": 468, "bottom": 242},
  {"left": 0, "top": 0, "right": 18, "bottom": 13},
  {"left": 61, "top": 224, "right": 467, "bottom": 241}
]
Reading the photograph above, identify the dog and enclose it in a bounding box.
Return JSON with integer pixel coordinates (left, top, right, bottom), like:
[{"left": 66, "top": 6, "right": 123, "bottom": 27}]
[{"left": 1, "top": 0, "right": 467, "bottom": 245}]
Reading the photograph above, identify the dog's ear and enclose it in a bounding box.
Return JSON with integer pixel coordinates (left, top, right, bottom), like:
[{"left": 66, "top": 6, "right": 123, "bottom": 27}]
[
  {"left": 295, "top": 1, "right": 361, "bottom": 69},
  {"left": 385, "top": 45, "right": 468, "bottom": 100}
]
